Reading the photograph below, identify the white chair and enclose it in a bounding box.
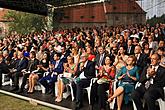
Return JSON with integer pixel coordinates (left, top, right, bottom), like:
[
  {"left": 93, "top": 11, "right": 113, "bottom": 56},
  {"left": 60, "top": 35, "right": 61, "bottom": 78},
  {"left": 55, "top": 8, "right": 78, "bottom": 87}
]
[
  {"left": 84, "top": 78, "right": 98, "bottom": 104},
  {"left": 69, "top": 78, "right": 97, "bottom": 104},
  {"left": 2, "top": 73, "right": 12, "bottom": 86}
]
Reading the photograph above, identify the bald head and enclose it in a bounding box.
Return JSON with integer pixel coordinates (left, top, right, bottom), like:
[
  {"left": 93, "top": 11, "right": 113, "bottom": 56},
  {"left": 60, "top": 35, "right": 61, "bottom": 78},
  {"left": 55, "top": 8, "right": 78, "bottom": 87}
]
[{"left": 134, "top": 45, "right": 142, "bottom": 54}]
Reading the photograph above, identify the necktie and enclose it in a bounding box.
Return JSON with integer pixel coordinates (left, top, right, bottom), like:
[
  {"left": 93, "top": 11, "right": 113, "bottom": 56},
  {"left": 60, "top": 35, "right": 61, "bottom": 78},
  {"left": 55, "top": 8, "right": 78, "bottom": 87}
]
[
  {"left": 128, "top": 46, "right": 131, "bottom": 54},
  {"left": 18, "top": 59, "right": 22, "bottom": 66},
  {"left": 99, "top": 54, "right": 104, "bottom": 66}
]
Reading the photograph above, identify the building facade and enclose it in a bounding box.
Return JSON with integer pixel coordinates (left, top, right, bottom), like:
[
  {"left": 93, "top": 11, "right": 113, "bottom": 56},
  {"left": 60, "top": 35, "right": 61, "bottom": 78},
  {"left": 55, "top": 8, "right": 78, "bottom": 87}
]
[{"left": 58, "top": 0, "right": 146, "bottom": 28}]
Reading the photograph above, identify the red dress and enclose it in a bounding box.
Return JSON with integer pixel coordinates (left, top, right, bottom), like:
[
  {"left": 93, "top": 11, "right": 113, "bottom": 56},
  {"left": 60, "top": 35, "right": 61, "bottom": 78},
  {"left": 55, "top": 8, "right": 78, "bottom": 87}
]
[{"left": 88, "top": 54, "right": 95, "bottom": 61}]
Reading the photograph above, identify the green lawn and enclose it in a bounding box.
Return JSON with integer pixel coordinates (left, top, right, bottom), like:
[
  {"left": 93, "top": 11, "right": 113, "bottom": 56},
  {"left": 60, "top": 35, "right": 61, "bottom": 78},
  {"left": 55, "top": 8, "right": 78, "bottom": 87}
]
[{"left": 0, "top": 93, "right": 54, "bottom": 110}]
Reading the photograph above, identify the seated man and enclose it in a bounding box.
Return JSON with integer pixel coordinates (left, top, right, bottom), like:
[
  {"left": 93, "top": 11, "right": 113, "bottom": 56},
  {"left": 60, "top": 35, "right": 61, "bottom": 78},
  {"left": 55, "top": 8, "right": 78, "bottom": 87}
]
[
  {"left": 9, "top": 51, "right": 28, "bottom": 91},
  {"left": 73, "top": 53, "right": 95, "bottom": 109},
  {"left": 17, "top": 51, "right": 39, "bottom": 93},
  {"left": 0, "top": 55, "right": 10, "bottom": 87},
  {"left": 131, "top": 53, "right": 165, "bottom": 110},
  {"left": 39, "top": 53, "right": 64, "bottom": 94}
]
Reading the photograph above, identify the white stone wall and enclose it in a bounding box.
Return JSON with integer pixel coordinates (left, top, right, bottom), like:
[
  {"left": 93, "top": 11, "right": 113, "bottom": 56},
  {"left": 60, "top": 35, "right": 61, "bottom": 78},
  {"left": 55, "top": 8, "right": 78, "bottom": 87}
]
[{"left": 137, "top": 0, "right": 165, "bottom": 19}]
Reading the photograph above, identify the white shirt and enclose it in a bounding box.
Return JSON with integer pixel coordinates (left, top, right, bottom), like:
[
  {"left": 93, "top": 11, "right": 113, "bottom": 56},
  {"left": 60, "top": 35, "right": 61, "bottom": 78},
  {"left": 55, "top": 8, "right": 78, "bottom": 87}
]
[
  {"left": 79, "top": 61, "right": 88, "bottom": 79},
  {"left": 55, "top": 60, "right": 60, "bottom": 68}
]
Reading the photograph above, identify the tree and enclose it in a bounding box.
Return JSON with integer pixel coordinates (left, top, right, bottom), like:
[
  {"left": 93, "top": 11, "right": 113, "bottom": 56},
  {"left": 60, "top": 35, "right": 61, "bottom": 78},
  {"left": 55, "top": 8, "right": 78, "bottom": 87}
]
[
  {"left": 4, "top": 10, "right": 46, "bottom": 34},
  {"left": 146, "top": 14, "right": 165, "bottom": 26}
]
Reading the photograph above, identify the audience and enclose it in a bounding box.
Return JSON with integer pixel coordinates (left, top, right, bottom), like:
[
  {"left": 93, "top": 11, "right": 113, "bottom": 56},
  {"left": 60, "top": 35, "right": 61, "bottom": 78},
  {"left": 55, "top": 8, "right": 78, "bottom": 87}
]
[{"left": 0, "top": 23, "right": 164, "bottom": 110}]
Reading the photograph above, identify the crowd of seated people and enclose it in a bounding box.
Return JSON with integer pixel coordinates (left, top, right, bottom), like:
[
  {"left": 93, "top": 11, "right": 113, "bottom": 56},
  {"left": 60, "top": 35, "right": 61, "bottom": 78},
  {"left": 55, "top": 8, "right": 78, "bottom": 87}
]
[{"left": 0, "top": 23, "right": 165, "bottom": 110}]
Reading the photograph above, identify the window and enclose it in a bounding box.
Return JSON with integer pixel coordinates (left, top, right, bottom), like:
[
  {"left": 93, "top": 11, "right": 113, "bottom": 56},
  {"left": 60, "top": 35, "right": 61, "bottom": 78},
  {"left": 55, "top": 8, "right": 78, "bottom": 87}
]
[
  {"left": 80, "top": 16, "right": 84, "bottom": 19},
  {"left": 64, "top": 16, "right": 70, "bottom": 19},
  {"left": 91, "top": 16, "right": 95, "bottom": 19}
]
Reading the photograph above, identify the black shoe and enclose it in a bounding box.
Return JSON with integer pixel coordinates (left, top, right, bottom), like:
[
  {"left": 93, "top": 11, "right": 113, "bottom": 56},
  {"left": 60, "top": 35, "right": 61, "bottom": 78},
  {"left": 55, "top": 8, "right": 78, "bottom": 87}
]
[
  {"left": 16, "top": 89, "right": 23, "bottom": 94},
  {"left": 10, "top": 87, "right": 19, "bottom": 92}
]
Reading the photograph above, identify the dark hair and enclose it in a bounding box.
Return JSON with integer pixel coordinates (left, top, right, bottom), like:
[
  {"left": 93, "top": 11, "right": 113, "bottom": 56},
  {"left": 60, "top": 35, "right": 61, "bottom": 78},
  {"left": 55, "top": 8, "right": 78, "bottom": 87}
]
[
  {"left": 142, "top": 42, "right": 149, "bottom": 49},
  {"left": 157, "top": 47, "right": 164, "bottom": 52},
  {"left": 55, "top": 53, "right": 61, "bottom": 58},
  {"left": 30, "top": 51, "right": 36, "bottom": 58}
]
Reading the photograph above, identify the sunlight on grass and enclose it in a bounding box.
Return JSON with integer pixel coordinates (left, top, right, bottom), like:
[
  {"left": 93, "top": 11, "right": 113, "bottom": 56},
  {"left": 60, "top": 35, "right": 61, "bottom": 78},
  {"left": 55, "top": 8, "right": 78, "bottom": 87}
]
[{"left": 0, "top": 93, "right": 55, "bottom": 110}]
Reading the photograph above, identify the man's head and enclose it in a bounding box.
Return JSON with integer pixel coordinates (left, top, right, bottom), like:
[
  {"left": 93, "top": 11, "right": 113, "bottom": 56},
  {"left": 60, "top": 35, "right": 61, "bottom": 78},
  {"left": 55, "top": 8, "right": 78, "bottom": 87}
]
[
  {"left": 80, "top": 52, "right": 88, "bottom": 63},
  {"left": 134, "top": 45, "right": 142, "bottom": 54},
  {"left": 150, "top": 53, "right": 161, "bottom": 66},
  {"left": 3, "top": 50, "right": 9, "bottom": 58},
  {"left": 17, "top": 51, "right": 24, "bottom": 59},
  {"left": 30, "top": 51, "right": 36, "bottom": 59},
  {"left": 98, "top": 46, "right": 104, "bottom": 54},
  {"left": 54, "top": 53, "right": 61, "bottom": 61},
  {"left": 127, "top": 39, "right": 132, "bottom": 46}
]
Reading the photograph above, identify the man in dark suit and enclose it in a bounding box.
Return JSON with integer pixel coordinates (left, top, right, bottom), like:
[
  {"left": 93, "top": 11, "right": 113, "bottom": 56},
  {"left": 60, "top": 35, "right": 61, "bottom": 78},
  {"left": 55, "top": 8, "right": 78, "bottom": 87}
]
[
  {"left": 9, "top": 52, "right": 28, "bottom": 91},
  {"left": 60, "top": 46, "right": 70, "bottom": 63},
  {"left": 126, "top": 39, "right": 135, "bottom": 55},
  {"left": 131, "top": 54, "right": 165, "bottom": 110},
  {"left": 17, "top": 51, "right": 39, "bottom": 93},
  {"left": 134, "top": 45, "right": 148, "bottom": 73},
  {"left": 74, "top": 53, "right": 95, "bottom": 110},
  {"left": 39, "top": 53, "right": 64, "bottom": 94}
]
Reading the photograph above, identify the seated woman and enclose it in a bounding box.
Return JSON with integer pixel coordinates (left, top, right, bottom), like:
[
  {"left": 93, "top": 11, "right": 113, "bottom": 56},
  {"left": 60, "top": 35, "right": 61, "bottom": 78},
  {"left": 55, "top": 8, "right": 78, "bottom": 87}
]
[
  {"left": 108, "top": 55, "right": 139, "bottom": 110},
  {"left": 28, "top": 52, "right": 49, "bottom": 93},
  {"left": 55, "top": 56, "right": 77, "bottom": 102},
  {"left": 97, "top": 56, "right": 116, "bottom": 110},
  {"left": 91, "top": 56, "right": 116, "bottom": 110}
]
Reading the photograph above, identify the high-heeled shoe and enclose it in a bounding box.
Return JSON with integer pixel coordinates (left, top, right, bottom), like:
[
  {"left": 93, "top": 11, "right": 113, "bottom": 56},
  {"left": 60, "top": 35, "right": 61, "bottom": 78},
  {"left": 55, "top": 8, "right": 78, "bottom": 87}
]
[{"left": 55, "top": 97, "right": 62, "bottom": 102}]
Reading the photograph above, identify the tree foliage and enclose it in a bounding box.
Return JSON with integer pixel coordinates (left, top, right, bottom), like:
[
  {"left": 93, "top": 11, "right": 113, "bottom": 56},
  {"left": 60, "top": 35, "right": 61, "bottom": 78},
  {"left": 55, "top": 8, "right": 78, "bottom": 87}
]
[
  {"left": 4, "top": 10, "right": 46, "bottom": 34},
  {"left": 146, "top": 14, "right": 165, "bottom": 26}
]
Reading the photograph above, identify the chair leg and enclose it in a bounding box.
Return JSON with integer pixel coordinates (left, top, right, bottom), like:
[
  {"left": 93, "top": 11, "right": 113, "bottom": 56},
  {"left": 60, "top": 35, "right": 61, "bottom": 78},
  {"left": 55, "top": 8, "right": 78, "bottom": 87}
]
[
  {"left": 87, "top": 88, "right": 91, "bottom": 104},
  {"left": 69, "top": 84, "right": 75, "bottom": 101}
]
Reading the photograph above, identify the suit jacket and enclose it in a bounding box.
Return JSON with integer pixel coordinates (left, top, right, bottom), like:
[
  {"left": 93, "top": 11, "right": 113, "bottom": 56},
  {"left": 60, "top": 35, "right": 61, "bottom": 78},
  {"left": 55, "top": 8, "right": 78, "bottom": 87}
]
[
  {"left": 53, "top": 60, "right": 64, "bottom": 74},
  {"left": 76, "top": 60, "right": 95, "bottom": 79},
  {"left": 0, "top": 61, "right": 10, "bottom": 74},
  {"left": 95, "top": 53, "right": 106, "bottom": 67},
  {"left": 60, "top": 52, "right": 70, "bottom": 63},
  {"left": 136, "top": 53, "right": 148, "bottom": 71},
  {"left": 126, "top": 45, "right": 135, "bottom": 55},
  {"left": 139, "top": 65, "right": 165, "bottom": 100},
  {"left": 16, "top": 57, "right": 28, "bottom": 72},
  {"left": 9, "top": 58, "right": 18, "bottom": 69}
]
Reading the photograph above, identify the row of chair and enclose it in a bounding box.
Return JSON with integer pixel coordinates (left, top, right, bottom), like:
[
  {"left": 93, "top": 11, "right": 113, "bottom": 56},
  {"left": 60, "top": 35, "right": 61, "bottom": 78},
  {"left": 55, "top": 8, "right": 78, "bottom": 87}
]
[{"left": 2, "top": 73, "right": 165, "bottom": 110}]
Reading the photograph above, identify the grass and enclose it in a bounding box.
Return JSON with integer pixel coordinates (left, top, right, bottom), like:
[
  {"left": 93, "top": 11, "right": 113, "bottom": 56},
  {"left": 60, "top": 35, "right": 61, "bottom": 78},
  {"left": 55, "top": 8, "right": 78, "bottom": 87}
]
[{"left": 0, "top": 93, "right": 54, "bottom": 110}]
